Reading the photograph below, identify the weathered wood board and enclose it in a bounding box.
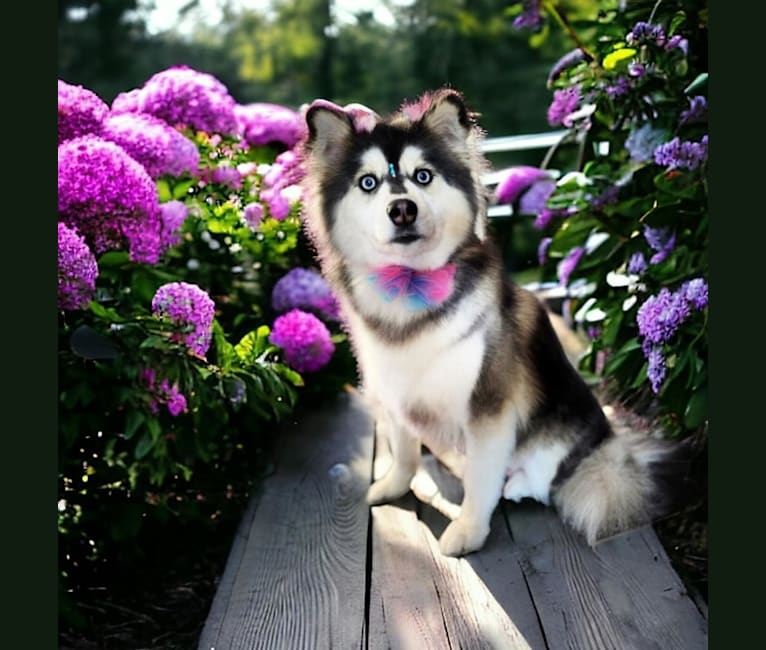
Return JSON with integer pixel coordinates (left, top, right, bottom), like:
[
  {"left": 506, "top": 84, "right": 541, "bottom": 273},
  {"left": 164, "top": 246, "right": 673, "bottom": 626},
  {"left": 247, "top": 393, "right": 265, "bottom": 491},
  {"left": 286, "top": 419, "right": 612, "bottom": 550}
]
[{"left": 200, "top": 392, "right": 708, "bottom": 650}]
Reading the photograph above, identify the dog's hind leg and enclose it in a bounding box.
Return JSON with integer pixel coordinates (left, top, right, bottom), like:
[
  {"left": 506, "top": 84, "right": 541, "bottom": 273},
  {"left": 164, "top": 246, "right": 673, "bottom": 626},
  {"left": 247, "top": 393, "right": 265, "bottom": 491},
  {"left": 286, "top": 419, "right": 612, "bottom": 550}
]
[
  {"left": 367, "top": 412, "right": 421, "bottom": 505},
  {"left": 438, "top": 409, "right": 517, "bottom": 556}
]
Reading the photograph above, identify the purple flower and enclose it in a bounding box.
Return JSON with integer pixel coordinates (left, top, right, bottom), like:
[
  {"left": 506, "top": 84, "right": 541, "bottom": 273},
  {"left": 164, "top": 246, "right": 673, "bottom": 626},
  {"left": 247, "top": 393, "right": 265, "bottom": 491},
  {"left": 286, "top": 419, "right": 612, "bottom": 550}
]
[
  {"left": 645, "top": 346, "right": 667, "bottom": 394},
  {"left": 518, "top": 179, "right": 557, "bottom": 216},
  {"left": 102, "top": 112, "right": 200, "bottom": 178},
  {"left": 159, "top": 200, "right": 189, "bottom": 250},
  {"left": 665, "top": 35, "right": 689, "bottom": 55},
  {"left": 495, "top": 166, "right": 551, "bottom": 205},
  {"left": 557, "top": 246, "right": 585, "bottom": 286},
  {"left": 58, "top": 80, "right": 109, "bottom": 145},
  {"left": 512, "top": 0, "right": 543, "bottom": 31},
  {"left": 210, "top": 163, "right": 242, "bottom": 188},
  {"left": 152, "top": 282, "right": 216, "bottom": 357},
  {"left": 680, "top": 95, "right": 707, "bottom": 125},
  {"left": 113, "top": 66, "right": 239, "bottom": 136},
  {"left": 643, "top": 226, "right": 676, "bottom": 264},
  {"left": 537, "top": 237, "right": 552, "bottom": 266},
  {"left": 654, "top": 135, "right": 708, "bottom": 170},
  {"left": 271, "top": 267, "right": 340, "bottom": 321},
  {"left": 590, "top": 185, "right": 619, "bottom": 210},
  {"left": 627, "top": 251, "right": 647, "bottom": 275},
  {"left": 605, "top": 76, "right": 631, "bottom": 98},
  {"left": 534, "top": 206, "right": 569, "bottom": 230},
  {"left": 269, "top": 309, "right": 335, "bottom": 373},
  {"left": 547, "top": 86, "right": 581, "bottom": 127},
  {"left": 636, "top": 288, "right": 691, "bottom": 345},
  {"left": 262, "top": 149, "right": 306, "bottom": 190},
  {"left": 628, "top": 62, "right": 646, "bottom": 77},
  {"left": 587, "top": 326, "right": 601, "bottom": 340},
  {"left": 626, "top": 21, "right": 666, "bottom": 46},
  {"left": 625, "top": 122, "right": 668, "bottom": 163},
  {"left": 681, "top": 277, "right": 708, "bottom": 310},
  {"left": 547, "top": 48, "right": 586, "bottom": 85},
  {"left": 261, "top": 187, "right": 291, "bottom": 221},
  {"left": 140, "top": 368, "right": 188, "bottom": 416},
  {"left": 58, "top": 222, "right": 98, "bottom": 311},
  {"left": 58, "top": 136, "right": 162, "bottom": 264},
  {"left": 159, "top": 379, "right": 188, "bottom": 416},
  {"left": 242, "top": 202, "right": 264, "bottom": 229},
  {"left": 235, "top": 102, "right": 306, "bottom": 149}
]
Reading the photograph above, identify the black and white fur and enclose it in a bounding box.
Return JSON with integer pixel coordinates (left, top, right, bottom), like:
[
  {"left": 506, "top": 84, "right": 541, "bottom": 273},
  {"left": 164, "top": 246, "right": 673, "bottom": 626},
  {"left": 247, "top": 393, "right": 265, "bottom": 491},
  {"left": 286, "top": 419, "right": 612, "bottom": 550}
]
[{"left": 300, "top": 89, "right": 683, "bottom": 556}]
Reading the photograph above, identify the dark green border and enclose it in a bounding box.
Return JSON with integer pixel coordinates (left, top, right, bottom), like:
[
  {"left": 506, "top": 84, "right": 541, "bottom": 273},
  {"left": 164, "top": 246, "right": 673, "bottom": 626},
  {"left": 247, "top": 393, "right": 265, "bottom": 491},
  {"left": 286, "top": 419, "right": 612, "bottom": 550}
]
[{"left": 6, "top": 3, "right": 57, "bottom": 645}]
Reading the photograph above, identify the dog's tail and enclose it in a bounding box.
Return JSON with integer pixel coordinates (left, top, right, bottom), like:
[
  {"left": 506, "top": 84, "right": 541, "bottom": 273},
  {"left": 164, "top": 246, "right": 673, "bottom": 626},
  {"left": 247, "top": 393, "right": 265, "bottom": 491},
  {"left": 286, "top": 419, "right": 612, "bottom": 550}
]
[{"left": 552, "top": 427, "right": 697, "bottom": 545}]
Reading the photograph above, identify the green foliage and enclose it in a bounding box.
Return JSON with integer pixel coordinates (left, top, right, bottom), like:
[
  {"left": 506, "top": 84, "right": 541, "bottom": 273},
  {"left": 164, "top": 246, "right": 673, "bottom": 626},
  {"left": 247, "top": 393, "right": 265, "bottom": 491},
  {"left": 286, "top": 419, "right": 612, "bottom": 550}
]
[
  {"left": 522, "top": 0, "right": 708, "bottom": 437},
  {"left": 58, "top": 98, "right": 352, "bottom": 617}
]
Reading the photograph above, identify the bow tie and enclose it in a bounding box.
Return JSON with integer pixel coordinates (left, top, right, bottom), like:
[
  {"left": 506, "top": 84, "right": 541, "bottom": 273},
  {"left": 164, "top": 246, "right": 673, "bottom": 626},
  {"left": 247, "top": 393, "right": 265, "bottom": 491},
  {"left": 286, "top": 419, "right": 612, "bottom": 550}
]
[{"left": 368, "top": 263, "right": 457, "bottom": 309}]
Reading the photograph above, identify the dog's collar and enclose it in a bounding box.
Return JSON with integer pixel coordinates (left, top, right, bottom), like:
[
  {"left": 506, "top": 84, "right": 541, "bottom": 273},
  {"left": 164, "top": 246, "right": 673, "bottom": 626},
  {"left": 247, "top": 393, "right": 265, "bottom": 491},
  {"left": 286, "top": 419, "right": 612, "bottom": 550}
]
[{"left": 368, "top": 263, "right": 457, "bottom": 309}]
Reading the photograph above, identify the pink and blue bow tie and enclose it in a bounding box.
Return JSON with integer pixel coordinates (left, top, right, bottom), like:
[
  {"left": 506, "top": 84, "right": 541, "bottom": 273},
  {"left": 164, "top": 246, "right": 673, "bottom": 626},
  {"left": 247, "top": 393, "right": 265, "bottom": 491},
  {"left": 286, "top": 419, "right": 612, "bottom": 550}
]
[{"left": 368, "top": 263, "right": 457, "bottom": 309}]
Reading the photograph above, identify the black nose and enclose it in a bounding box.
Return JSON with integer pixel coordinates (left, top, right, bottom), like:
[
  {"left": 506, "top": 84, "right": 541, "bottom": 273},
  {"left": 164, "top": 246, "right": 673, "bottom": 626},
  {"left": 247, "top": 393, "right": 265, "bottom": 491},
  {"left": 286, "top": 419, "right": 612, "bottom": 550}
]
[{"left": 387, "top": 199, "right": 418, "bottom": 226}]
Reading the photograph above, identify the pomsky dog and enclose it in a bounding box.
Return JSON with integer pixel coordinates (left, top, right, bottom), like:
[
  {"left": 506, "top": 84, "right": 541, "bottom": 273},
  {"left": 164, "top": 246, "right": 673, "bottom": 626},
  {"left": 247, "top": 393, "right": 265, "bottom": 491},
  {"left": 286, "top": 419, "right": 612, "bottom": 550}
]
[{"left": 299, "top": 88, "right": 684, "bottom": 556}]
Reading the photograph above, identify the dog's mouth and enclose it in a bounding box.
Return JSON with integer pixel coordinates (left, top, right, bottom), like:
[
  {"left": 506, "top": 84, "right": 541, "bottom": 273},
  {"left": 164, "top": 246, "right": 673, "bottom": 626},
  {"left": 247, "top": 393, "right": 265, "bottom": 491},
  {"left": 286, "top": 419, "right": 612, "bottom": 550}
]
[{"left": 390, "top": 233, "right": 422, "bottom": 245}]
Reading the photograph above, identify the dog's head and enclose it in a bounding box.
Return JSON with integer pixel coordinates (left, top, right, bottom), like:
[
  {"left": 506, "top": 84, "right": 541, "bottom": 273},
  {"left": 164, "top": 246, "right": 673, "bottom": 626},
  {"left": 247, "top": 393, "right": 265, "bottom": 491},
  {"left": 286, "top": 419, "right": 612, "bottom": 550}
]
[{"left": 301, "top": 89, "right": 489, "bottom": 271}]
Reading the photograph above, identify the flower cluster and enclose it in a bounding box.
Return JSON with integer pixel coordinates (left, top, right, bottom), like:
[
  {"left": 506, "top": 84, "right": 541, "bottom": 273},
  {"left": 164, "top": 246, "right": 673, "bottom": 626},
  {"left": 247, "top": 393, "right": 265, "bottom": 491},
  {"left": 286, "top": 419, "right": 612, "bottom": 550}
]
[
  {"left": 513, "top": 2, "right": 708, "bottom": 430},
  {"left": 58, "top": 80, "right": 109, "bottom": 144},
  {"left": 269, "top": 309, "right": 335, "bottom": 373},
  {"left": 102, "top": 112, "right": 200, "bottom": 178},
  {"left": 139, "top": 368, "right": 188, "bottom": 416},
  {"left": 58, "top": 222, "right": 98, "bottom": 311},
  {"left": 151, "top": 282, "right": 216, "bottom": 358},
  {"left": 235, "top": 102, "right": 306, "bottom": 149},
  {"left": 112, "top": 65, "right": 240, "bottom": 136},
  {"left": 158, "top": 200, "right": 189, "bottom": 249},
  {"left": 636, "top": 278, "right": 708, "bottom": 393},
  {"left": 58, "top": 136, "right": 162, "bottom": 264},
  {"left": 271, "top": 267, "right": 340, "bottom": 321}
]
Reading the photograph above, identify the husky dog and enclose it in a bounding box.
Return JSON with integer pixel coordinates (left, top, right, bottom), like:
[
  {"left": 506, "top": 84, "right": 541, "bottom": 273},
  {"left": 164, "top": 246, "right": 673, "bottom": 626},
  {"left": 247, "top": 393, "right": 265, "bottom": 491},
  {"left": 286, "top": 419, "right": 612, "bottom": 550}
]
[{"left": 300, "top": 89, "right": 683, "bottom": 556}]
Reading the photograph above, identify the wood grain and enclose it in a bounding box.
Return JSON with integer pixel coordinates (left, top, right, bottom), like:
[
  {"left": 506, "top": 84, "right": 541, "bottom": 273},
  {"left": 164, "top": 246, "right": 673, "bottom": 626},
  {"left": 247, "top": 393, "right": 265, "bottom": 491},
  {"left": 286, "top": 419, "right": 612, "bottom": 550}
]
[{"left": 197, "top": 391, "right": 374, "bottom": 650}]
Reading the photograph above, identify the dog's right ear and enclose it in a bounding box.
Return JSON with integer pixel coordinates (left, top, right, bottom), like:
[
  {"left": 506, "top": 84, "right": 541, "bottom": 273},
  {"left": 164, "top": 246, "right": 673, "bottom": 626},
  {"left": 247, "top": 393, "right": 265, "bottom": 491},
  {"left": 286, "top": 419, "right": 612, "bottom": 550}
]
[{"left": 305, "top": 102, "right": 354, "bottom": 161}]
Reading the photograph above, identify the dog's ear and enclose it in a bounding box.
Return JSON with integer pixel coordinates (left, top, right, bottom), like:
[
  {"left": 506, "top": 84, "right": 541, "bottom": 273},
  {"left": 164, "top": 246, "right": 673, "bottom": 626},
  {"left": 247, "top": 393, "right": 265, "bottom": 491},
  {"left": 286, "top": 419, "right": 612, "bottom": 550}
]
[
  {"left": 420, "top": 89, "right": 475, "bottom": 146},
  {"left": 305, "top": 102, "right": 354, "bottom": 161}
]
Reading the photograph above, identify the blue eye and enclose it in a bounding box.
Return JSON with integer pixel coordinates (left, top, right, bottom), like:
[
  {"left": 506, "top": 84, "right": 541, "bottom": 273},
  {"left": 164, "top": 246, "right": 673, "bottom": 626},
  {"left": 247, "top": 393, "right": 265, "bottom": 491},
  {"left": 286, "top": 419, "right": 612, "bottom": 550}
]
[
  {"left": 359, "top": 174, "right": 378, "bottom": 192},
  {"left": 414, "top": 168, "right": 433, "bottom": 185}
]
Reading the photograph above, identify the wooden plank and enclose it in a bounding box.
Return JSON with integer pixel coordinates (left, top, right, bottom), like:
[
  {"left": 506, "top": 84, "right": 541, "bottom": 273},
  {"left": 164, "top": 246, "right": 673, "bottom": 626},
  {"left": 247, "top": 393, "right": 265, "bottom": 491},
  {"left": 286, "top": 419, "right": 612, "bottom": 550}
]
[
  {"left": 505, "top": 501, "right": 709, "bottom": 650},
  {"left": 369, "top": 447, "right": 537, "bottom": 649},
  {"left": 369, "top": 499, "right": 533, "bottom": 650},
  {"left": 416, "top": 455, "right": 548, "bottom": 650},
  {"left": 197, "top": 390, "right": 374, "bottom": 650}
]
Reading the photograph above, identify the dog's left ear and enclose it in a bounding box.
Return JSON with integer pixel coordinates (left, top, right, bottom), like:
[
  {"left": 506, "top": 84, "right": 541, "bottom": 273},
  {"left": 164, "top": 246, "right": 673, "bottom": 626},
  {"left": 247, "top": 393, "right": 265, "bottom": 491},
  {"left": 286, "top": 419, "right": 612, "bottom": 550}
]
[{"left": 420, "top": 89, "right": 475, "bottom": 147}]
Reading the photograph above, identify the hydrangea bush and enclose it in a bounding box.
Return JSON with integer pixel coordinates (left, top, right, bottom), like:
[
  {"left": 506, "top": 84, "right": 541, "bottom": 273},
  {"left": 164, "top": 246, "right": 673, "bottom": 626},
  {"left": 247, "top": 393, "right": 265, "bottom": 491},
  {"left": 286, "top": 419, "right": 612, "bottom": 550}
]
[
  {"left": 500, "top": 0, "right": 708, "bottom": 437},
  {"left": 57, "top": 69, "right": 351, "bottom": 605}
]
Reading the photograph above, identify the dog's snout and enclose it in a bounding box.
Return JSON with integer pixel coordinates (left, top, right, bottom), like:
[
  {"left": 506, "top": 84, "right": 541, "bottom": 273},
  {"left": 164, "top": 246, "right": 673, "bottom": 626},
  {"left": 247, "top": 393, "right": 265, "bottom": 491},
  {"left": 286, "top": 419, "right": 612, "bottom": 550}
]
[{"left": 387, "top": 199, "right": 418, "bottom": 227}]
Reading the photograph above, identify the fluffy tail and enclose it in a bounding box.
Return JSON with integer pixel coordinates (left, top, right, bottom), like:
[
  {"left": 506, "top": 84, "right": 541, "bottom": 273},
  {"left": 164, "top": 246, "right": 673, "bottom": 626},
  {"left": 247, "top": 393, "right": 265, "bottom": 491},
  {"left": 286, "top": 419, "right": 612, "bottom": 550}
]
[{"left": 552, "top": 430, "right": 695, "bottom": 545}]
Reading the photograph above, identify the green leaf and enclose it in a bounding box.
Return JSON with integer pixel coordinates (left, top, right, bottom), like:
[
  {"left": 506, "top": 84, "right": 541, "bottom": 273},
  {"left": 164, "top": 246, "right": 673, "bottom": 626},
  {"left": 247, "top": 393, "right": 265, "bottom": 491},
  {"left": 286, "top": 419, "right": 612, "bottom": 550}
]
[
  {"left": 124, "top": 411, "right": 145, "bottom": 441},
  {"left": 684, "top": 72, "right": 708, "bottom": 95},
  {"left": 172, "top": 178, "right": 195, "bottom": 200},
  {"left": 97, "top": 251, "right": 131, "bottom": 268},
  {"left": 683, "top": 385, "right": 708, "bottom": 429},
  {"left": 156, "top": 178, "right": 172, "bottom": 202},
  {"left": 89, "top": 302, "right": 124, "bottom": 323},
  {"left": 235, "top": 326, "right": 270, "bottom": 363},
  {"left": 134, "top": 433, "right": 155, "bottom": 460},
  {"left": 274, "top": 364, "right": 304, "bottom": 387}
]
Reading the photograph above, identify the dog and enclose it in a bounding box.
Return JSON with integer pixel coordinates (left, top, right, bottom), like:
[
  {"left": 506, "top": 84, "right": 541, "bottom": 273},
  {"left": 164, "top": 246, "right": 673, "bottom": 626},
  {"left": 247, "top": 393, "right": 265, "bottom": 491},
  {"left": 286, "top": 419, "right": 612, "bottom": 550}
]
[{"left": 299, "top": 88, "right": 684, "bottom": 556}]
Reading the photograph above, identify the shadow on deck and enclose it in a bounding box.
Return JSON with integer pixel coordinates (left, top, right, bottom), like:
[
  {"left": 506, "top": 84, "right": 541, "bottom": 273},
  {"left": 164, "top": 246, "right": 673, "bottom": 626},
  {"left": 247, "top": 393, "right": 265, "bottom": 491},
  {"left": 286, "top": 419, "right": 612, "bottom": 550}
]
[{"left": 198, "top": 391, "right": 708, "bottom": 650}]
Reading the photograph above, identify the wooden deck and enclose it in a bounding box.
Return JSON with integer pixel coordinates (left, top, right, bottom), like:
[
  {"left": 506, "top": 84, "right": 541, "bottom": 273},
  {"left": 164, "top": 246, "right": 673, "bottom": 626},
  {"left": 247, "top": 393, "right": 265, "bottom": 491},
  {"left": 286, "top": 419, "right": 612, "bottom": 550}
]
[{"left": 198, "top": 391, "right": 708, "bottom": 650}]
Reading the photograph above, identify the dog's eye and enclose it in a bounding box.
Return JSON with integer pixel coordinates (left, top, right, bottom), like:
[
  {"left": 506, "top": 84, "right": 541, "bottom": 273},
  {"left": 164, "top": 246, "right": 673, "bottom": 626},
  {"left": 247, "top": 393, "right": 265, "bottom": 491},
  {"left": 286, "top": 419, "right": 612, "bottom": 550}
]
[
  {"left": 414, "top": 169, "right": 433, "bottom": 185},
  {"left": 359, "top": 174, "right": 378, "bottom": 192}
]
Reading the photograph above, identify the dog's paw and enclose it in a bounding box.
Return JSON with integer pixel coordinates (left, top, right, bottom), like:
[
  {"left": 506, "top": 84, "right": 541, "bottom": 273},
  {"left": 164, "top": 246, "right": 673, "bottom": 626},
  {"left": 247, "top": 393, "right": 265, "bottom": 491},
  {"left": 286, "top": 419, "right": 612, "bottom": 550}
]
[
  {"left": 438, "top": 517, "right": 489, "bottom": 557},
  {"left": 366, "top": 475, "right": 411, "bottom": 505}
]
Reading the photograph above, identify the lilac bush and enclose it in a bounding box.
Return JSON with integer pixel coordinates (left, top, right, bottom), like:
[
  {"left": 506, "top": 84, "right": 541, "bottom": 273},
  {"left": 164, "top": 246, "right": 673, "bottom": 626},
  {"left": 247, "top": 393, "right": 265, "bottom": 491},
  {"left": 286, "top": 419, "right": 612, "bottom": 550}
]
[
  {"left": 507, "top": 0, "right": 708, "bottom": 436},
  {"left": 57, "top": 68, "right": 349, "bottom": 589}
]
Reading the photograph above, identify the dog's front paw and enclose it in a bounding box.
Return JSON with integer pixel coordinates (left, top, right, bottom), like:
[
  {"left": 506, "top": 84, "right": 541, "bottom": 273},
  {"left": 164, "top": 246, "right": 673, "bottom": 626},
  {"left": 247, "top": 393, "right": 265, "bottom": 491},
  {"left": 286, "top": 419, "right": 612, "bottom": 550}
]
[
  {"left": 438, "top": 517, "right": 489, "bottom": 557},
  {"left": 366, "top": 475, "right": 412, "bottom": 505}
]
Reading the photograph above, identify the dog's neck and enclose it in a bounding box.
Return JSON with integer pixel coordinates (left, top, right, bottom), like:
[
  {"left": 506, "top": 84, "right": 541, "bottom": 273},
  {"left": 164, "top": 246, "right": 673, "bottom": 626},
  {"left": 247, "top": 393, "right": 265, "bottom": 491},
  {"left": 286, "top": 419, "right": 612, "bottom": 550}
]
[{"left": 367, "top": 263, "right": 457, "bottom": 309}]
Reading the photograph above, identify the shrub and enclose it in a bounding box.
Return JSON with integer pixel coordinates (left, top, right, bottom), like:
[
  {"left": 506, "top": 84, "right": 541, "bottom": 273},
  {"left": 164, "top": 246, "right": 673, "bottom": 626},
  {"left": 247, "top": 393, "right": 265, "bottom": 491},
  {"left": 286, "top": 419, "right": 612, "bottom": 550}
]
[{"left": 500, "top": 0, "right": 708, "bottom": 438}]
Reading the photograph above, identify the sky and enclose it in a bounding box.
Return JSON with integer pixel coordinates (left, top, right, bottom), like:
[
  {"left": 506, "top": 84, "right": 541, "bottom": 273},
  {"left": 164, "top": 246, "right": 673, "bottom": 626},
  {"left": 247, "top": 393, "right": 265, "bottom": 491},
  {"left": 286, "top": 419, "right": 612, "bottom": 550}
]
[{"left": 138, "top": 0, "right": 403, "bottom": 35}]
